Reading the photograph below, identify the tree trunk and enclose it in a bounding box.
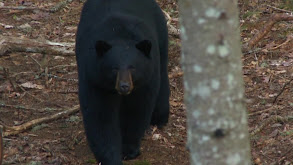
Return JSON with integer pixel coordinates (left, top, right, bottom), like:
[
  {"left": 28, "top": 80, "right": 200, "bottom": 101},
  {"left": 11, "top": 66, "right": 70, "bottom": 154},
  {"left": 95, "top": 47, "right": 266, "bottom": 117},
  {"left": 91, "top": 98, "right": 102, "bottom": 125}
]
[{"left": 178, "top": 0, "right": 252, "bottom": 164}]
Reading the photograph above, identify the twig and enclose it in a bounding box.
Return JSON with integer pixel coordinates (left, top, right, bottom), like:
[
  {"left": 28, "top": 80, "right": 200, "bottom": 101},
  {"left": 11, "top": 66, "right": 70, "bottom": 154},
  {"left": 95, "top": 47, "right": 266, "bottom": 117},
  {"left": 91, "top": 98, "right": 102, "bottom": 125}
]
[
  {"left": 41, "top": 73, "right": 78, "bottom": 82},
  {"left": 3, "top": 105, "right": 80, "bottom": 137},
  {"left": 248, "top": 106, "right": 282, "bottom": 116},
  {"left": 250, "top": 115, "right": 293, "bottom": 136},
  {"left": 0, "top": 102, "right": 69, "bottom": 112},
  {"left": 247, "top": 13, "right": 293, "bottom": 48},
  {"left": 274, "top": 147, "right": 293, "bottom": 165},
  {"left": 49, "top": 64, "right": 76, "bottom": 70},
  {"left": 52, "top": 89, "right": 78, "bottom": 94},
  {"left": 28, "top": 55, "right": 42, "bottom": 68},
  {"left": 269, "top": 35, "right": 293, "bottom": 50},
  {"left": 17, "top": 84, "right": 44, "bottom": 102},
  {"left": 273, "top": 78, "right": 293, "bottom": 104},
  {"left": 0, "top": 0, "right": 73, "bottom": 13},
  {"left": 0, "top": 103, "right": 38, "bottom": 111},
  {"left": 266, "top": 4, "right": 293, "bottom": 13},
  {"left": 0, "top": 6, "right": 51, "bottom": 12}
]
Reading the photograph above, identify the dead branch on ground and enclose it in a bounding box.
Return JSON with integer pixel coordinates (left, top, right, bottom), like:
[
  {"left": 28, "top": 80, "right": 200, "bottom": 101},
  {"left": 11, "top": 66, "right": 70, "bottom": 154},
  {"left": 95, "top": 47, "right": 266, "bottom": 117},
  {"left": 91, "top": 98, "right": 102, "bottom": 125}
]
[
  {"left": 273, "top": 78, "right": 293, "bottom": 104},
  {"left": 246, "top": 13, "right": 293, "bottom": 48},
  {"left": 2, "top": 105, "right": 79, "bottom": 137},
  {"left": 0, "top": 35, "right": 75, "bottom": 56},
  {"left": 248, "top": 105, "right": 282, "bottom": 116},
  {"left": 250, "top": 115, "right": 293, "bottom": 136},
  {"left": 266, "top": 4, "right": 293, "bottom": 13},
  {"left": 269, "top": 35, "right": 293, "bottom": 50},
  {"left": 0, "top": 6, "right": 51, "bottom": 12},
  {"left": 0, "top": 0, "right": 73, "bottom": 13}
]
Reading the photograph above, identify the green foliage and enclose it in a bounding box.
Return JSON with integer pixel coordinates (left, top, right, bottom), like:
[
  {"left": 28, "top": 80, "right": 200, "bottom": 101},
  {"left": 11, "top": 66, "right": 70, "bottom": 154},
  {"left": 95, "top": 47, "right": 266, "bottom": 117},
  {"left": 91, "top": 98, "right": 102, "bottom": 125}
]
[
  {"left": 280, "top": 130, "right": 293, "bottom": 136},
  {"left": 260, "top": 61, "right": 268, "bottom": 68},
  {"left": 260, "top": 99, "right": 266, "bottom": 105},
  {"left": 86, "top": 159, "right": 97, "bottom": 164},
  {"left": 12, "top": 15, "right": 18, "bottom": 20}
]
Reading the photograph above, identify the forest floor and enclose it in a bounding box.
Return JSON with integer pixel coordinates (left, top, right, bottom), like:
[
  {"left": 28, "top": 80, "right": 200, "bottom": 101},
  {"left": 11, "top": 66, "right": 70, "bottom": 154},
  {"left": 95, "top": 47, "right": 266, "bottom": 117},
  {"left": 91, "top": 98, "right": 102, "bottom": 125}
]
[{"left": 0, "top": 0, "right": 292, "bottom": 165}]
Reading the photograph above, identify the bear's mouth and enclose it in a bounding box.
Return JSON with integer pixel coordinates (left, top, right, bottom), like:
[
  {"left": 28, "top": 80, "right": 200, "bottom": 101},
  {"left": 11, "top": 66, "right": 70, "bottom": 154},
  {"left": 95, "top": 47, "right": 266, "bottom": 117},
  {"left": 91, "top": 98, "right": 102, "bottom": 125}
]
[{"left": 115, "top": 70, "right": 134, "bottom": 95}]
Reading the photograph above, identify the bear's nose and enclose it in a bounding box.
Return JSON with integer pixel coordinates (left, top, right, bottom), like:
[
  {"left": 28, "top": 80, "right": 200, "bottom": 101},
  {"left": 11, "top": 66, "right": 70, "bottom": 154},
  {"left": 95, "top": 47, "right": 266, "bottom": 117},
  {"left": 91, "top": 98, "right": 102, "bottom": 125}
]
[{"left": 119, "top": 82, "right": 130, "bottom": 95}]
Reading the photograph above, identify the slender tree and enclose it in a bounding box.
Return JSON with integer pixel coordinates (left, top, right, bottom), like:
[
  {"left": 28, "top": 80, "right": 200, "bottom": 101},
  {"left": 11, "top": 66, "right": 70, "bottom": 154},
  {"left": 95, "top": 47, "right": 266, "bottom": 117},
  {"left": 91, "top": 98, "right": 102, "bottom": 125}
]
[{"left": 178, "top": 0, "right": 252, "bottom": 164}]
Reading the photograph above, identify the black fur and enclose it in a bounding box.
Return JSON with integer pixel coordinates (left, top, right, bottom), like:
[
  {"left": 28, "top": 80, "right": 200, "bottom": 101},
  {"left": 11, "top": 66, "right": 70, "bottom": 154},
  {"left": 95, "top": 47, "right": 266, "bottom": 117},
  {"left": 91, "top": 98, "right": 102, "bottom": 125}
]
[{"left": 75, "top": 0, "right": 170, "bottom": 164}]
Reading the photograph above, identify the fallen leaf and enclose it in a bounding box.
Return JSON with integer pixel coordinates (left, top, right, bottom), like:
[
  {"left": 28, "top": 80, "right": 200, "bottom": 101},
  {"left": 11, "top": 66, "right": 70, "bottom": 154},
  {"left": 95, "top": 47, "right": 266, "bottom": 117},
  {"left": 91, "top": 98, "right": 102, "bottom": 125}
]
[
  {"left": 152, "top": 134, "right": 162, "bottom": 140},
  {"left": 20, "top": 82, "right": 44, "bottom": 89}
]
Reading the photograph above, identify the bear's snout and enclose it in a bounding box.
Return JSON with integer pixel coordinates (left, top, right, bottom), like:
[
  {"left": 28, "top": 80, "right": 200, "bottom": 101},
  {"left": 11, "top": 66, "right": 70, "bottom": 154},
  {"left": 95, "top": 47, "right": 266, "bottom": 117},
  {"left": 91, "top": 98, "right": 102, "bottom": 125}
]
[
  {"left": 119, "top": 82, "right": 131, "bottom": 95},
  {"left": 115, "top": 70, "right": 134, "bottom": 95}
]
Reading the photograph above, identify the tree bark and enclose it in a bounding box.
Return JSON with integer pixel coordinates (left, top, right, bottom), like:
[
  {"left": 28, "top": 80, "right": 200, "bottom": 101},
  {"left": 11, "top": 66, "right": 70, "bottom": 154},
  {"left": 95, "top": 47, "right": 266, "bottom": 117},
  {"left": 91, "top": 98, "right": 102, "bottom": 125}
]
[{"left": 178, "top": 0, "right": 251, "bottom": 164}]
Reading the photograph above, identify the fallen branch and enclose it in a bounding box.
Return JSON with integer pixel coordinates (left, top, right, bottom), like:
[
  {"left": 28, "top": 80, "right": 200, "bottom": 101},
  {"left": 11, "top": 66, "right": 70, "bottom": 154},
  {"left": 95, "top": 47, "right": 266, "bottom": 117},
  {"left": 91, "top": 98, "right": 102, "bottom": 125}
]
[
  {"left": 250, "top": 115, "right": 293, "bottom": 136},
  {"left": 3, "top": 105, "right": 80, "bottom": 137},
  {"left": 273, "top": 78, "right": 293, "bottom": 104},
  {"left": 269, "top": 35, "right": 293, "bottom": 50},
  {"left": 0, "top": 0, "right": 73, "bottom": 13},
  {"left": 266, "top": 4, "right": 292, "bottom": 13},
  {"left": 247, "top": 13, "right": 293, "bottom": 48},
  {"left": 0, "top": 6, "right": 51, "bottom": 12},
  {"left": 248, "top": 106, "right": 282, "bottom": 116},
  {"left": 0, "top": 35, "right": 75, "bottom": 56}
]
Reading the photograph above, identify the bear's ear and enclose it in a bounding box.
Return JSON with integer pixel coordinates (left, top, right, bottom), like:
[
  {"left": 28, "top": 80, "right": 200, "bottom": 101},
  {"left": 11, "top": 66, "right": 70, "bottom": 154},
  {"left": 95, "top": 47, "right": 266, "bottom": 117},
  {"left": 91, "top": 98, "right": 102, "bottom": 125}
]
[
  {"left": 136, "top": 40, "right": 152, "bottom": 57},
  {"left": 95, "top": 40, "right": 112, "bottom": 56}
]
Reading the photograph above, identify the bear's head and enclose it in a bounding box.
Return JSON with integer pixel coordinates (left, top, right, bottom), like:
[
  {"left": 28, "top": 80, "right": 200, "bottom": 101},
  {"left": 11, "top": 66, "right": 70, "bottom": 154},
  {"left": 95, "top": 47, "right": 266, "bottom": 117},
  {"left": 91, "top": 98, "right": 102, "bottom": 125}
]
[{"left": 95, "top": 40, "right": 153, "bottom": 95}]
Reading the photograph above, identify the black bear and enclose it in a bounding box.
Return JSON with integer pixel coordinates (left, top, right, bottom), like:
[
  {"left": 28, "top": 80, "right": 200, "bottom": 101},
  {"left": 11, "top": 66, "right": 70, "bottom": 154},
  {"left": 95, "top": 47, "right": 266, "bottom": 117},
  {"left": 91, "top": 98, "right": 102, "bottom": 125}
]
[{"left": 75, "top": 0, "right": 169, "bottom": 164}]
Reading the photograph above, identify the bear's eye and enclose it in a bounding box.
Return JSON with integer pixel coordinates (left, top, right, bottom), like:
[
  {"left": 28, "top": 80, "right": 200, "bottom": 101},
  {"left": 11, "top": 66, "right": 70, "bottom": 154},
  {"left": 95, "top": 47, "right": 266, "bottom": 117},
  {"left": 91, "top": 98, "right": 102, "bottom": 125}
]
[{"left": 129, "top": 65, "right": 136, "bottom": 72}]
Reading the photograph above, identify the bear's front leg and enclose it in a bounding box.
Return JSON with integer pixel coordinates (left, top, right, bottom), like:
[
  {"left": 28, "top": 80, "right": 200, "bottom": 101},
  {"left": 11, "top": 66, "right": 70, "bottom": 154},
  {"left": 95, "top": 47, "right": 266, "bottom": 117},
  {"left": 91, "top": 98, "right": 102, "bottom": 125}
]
[
  {"left": 120, "top": 89, "right": 157, "bottom": 160},
  {"left": 81, "top": 89, "right": 122, "bottom": 165}
]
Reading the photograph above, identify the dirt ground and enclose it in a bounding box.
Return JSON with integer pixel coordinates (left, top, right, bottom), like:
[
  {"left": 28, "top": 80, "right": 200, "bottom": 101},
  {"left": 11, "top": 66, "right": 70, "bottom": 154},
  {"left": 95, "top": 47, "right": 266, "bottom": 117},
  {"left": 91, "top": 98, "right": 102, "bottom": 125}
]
[{"left": 0, "top": 0, "right": 292, "bottom": 165}]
